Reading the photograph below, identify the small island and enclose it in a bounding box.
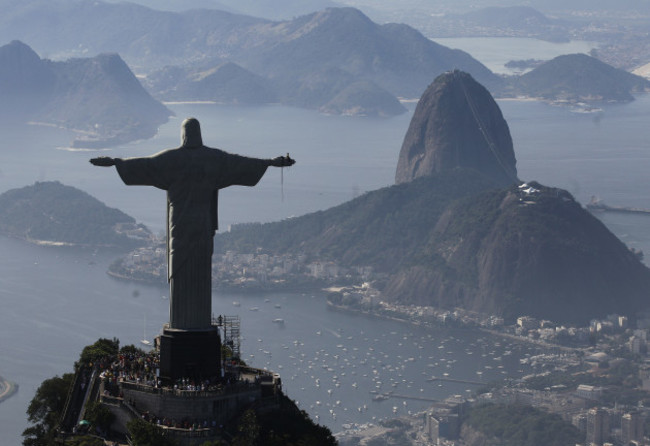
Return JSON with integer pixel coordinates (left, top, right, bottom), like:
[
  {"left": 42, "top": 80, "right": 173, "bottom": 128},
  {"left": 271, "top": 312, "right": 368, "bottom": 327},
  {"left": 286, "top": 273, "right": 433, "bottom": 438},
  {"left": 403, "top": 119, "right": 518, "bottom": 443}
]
[
  {"left": 503, "top": 53, "right": 650, "bottom": 105},
  {"left": 0, "top": 181, "right": 153, "bottom": 249}
]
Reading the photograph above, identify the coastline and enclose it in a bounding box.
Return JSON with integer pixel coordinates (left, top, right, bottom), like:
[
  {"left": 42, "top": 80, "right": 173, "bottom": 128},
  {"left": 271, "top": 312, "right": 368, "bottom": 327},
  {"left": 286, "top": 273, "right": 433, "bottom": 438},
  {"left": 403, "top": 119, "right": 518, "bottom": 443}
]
[
  {"left": 326, "top": 301, "right": 413, "bottom": 326},
  {"left": 0, "top": 375, "right": 18, "bottom": 403},
  {"left": 107, "top": 268, "right": 325, "bottom": 295},
  {"left": 0, "top": 230, "right": 142, "bottom": 250},
  {"left": 586, "top": 201, "right": 650, "bottom": 215},
  {"left": 477, "top": 327, "right": 579, "bottom": 353},
  {"left": 327, "top": 301, "right": 578, "bottom": 352}
]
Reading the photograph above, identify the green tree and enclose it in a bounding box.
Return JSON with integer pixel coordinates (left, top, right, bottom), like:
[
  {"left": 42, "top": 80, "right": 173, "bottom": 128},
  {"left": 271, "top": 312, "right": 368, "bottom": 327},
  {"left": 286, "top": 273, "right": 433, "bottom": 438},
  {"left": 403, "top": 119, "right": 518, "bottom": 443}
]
[
  {"left": 84, "top": 401, "right": 115, "bottom": 434},
  {"left": 253, "top": 394, "right": 337, "bottom": 446},
  {"left": 127, "top": 418, "right": 176, "bottom": 446},
  {"left": 22, "top": 373, "right": 74, "bottom": 446},
  {"left": 78, "top": 338, "right": 119, "bottom": 367},
  {"left": 120, "top": 344, "right": 146, "bottom": 356},
  {"left": 65, "top": 436, "right": 105, "bottom": 446},
  {"left": 232, "top": 409, "right": 260, "bottom": 446},
  {"left": 464, "top": 403, "right": 582, "bottom": 446}
]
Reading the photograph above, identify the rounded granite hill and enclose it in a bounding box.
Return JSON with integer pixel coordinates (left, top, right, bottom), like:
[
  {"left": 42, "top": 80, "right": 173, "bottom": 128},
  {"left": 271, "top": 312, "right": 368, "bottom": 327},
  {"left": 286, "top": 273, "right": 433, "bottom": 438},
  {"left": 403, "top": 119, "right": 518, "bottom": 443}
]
[{"left": 395, "top": 70, "right": 518, "bottom": 187}]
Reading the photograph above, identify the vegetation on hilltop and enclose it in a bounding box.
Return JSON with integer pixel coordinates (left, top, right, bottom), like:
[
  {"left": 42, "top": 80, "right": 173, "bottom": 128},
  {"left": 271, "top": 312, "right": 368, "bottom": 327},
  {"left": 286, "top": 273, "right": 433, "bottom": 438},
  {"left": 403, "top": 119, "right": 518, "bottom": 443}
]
[
  {"left": 462, "top": 403, "right": 583, "bottom": 446},
  {"left": 77, "top": 338, "right": 120, "bottom": 368},
  {"left": 0, "top": 181, "right": 151, "bottom": 248},
  {"left": 228, "top": 395, "right": 337, "bottom": 446},
  {"left": 22, "top": 373, "right": 74, "bottom": 446},
  {"left": 216, "top": 169, "right": 499, "bottom": 269}
]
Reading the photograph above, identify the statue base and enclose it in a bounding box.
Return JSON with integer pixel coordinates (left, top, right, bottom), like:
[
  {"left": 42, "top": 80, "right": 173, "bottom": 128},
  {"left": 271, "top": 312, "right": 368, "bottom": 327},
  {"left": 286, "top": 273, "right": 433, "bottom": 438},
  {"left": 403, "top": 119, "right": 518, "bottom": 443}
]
[{"left": 159, "top": 327, "right": 221, "bottom": 383}]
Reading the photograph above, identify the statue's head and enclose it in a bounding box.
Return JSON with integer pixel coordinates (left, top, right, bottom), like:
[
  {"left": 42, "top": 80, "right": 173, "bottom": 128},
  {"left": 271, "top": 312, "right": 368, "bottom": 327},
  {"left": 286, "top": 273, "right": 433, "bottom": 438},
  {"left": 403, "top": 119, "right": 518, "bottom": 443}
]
[{"left": 181, "top": 117, "right": 203, "bottom": 148}]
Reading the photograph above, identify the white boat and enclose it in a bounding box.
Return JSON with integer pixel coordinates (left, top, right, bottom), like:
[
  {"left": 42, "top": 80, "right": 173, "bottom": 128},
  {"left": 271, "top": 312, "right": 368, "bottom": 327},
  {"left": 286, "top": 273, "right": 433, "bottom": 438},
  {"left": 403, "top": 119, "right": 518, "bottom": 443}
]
[
  {"left": 140, "top": 315, "right": 151, "bottom": 346},
  {"left": 272, "top": 318, "right": 285, "bottom": 324}
]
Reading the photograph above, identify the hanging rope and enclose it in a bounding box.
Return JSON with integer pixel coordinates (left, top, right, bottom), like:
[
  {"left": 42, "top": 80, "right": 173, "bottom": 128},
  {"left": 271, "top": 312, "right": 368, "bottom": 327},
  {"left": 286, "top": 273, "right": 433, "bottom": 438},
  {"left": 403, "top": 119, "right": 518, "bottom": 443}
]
[{"left": 281, "top": 152, "right": 290, "bottom": 202}]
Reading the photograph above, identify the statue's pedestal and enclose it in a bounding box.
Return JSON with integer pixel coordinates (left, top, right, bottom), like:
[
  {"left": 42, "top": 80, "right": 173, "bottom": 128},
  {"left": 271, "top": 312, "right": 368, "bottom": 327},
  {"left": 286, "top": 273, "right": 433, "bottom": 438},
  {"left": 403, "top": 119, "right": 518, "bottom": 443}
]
[{"left": 159, "top": 327, "right": 221, "bottom": 382}]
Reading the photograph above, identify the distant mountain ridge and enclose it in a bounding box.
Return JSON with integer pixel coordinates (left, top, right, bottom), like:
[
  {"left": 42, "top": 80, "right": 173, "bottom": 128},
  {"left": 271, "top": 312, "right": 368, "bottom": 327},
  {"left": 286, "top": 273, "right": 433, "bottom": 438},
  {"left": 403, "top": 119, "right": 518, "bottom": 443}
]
[
  {"left": 411, "top": 6, "right": 571, "bottom": 42},
  {"left": 0, "top": 40, "right": 170, "bottom": 147},
  {"left": 142, "top": 6, "right": 500, "bottom": 114},
  {"left": 0, "top": 2, "right": 500, "bottom": 115},
  {"left": 2, "top": 2, "right": 646, "bottom": 115},
  {"left": 229, "top": 8, "right": 501, "bottom": 98}
]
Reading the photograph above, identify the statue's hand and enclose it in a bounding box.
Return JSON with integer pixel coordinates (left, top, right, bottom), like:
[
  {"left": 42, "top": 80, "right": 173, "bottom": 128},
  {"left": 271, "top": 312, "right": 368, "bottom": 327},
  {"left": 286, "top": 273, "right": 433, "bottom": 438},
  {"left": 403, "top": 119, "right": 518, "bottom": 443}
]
[
  {"left": 90, "top": 157, "right": 116, "bottom": 167},
  {"left": 271, "top": 156, "right": 295, "bottom": 167}
]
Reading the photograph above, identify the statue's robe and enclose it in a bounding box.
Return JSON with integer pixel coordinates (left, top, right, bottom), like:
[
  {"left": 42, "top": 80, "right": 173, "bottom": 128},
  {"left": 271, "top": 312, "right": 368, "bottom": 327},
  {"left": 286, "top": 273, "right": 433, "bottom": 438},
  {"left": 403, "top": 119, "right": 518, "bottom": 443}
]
[{"left": 115, "top": 146, "right": 269, "bottom": 330}]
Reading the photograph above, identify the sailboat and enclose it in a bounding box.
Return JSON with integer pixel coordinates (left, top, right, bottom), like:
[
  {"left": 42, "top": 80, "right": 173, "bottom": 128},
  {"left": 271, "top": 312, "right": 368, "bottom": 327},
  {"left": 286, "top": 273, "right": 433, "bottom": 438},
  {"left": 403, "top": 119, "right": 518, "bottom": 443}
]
[{"left": 141, "top": 314, "right": 152, "bottom": 346}]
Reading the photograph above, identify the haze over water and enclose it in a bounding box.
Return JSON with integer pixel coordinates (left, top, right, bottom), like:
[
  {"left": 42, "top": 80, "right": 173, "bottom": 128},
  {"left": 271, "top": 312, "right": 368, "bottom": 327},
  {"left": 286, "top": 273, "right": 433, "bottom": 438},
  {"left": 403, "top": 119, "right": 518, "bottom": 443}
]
[{"left": 2, "top": 38, "right": 650, "bottom": 444}]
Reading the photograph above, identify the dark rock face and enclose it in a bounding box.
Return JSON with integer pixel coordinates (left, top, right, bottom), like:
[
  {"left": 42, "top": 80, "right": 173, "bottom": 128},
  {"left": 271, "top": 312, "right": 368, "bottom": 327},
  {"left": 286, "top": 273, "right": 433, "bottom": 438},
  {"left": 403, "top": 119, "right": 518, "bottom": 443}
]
[
  {"left": 395, "top": 70, "right": 517, "bottom": 186},
  {"left": 381, "top": 182, "right": 650, "bottom": 324}
]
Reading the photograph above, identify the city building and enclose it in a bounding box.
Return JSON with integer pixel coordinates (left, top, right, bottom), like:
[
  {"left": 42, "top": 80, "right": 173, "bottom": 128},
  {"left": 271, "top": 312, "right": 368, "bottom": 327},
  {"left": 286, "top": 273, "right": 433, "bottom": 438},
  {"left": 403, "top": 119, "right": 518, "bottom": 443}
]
[
  {"left": 426, "top": 413, "right": 460, "bottom": 444},
  {"left": 517, "top": 316, "right": 538, "bottom": 331},
  {"left": 586, "top": 407, "right": 611, "bottom": 445},
  {"left": 573, "top": 413, "right": 588, "bottom": 433},
  {"left": 577, "top": 384, "right": 604, "bottom": 401},
  {"left": 621, "top": 412, "right": 644, "bottom": 445}
]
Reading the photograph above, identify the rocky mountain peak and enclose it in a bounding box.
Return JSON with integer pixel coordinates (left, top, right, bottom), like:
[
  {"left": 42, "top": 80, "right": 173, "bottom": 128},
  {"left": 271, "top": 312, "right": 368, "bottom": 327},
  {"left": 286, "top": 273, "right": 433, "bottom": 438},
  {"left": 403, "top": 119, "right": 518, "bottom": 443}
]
[
  {"left": 395, "top": 70, "right": 518, "bottom": 186},
  {"left": 0, "top": 40, "right": 41, "bottom": 65},
  {"left": 0, "top": 40, "right": 55, "bottom": 116}
]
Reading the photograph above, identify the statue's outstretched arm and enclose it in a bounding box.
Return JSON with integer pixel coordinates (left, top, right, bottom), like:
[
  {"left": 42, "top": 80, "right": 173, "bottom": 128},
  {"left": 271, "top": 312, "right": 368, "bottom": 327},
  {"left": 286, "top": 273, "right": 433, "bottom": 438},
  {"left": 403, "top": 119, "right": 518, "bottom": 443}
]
[{"left": 89, "top": 156, "right": 117, "bottom": 167}]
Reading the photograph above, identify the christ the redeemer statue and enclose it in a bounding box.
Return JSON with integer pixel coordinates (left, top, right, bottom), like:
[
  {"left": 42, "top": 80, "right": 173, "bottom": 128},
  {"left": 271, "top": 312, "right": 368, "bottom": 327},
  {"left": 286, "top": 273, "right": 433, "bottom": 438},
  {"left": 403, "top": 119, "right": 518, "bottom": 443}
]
[{"left": 90, "top": 117, "right": 294, "bottom": 331}]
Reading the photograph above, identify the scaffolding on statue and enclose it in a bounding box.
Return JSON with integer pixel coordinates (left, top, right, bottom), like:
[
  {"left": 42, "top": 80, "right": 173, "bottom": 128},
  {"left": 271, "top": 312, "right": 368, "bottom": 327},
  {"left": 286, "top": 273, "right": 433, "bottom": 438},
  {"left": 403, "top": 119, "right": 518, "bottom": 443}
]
[{"left": 214, "top": 315, "right": 241, "bottom": 363}]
